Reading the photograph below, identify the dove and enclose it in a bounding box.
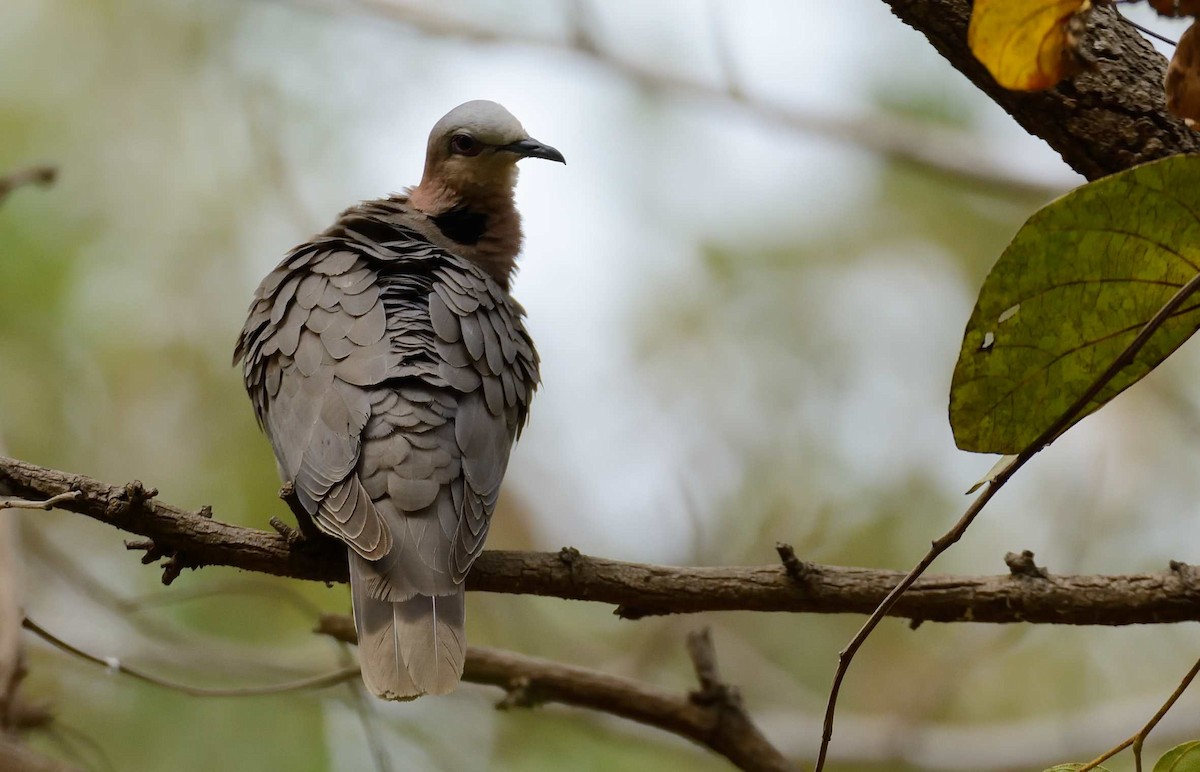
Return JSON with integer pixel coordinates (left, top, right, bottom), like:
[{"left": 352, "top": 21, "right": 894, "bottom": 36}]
[{"left": 236, "top": 101, "right": 561, "bottom": 697}]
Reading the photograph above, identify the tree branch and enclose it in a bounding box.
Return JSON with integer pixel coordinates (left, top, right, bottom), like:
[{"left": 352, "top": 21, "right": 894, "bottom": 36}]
[
  {"left": 315, "top": 615, "right": 793, "bottom": 772},
  {"left": 6, "top": 455, "right": 1200, "bottom": 626},
  {"left": 880, "top": 0, "right": 1199, "bottom": 180}
]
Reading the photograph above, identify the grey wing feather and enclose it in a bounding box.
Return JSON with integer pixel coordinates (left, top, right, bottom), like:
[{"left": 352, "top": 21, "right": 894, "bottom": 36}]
[{"left": 239, "top": 247, "right": 395, "bottom": 560}]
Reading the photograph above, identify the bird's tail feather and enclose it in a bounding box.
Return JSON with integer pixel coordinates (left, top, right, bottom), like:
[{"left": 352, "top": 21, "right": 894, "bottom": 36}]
[{"left": 351, "top": 560, "right": 465, "bottom": 699}]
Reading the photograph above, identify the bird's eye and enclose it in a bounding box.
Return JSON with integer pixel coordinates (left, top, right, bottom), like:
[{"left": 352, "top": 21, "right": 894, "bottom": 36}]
[{"left": 450, "top": 134, "right": 481, "bottom": 156}]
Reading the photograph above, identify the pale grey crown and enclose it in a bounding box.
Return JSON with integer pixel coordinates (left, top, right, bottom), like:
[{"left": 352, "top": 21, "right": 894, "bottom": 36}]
[{"left": 428, "top": 100, "right": 528, "bottom": 147}]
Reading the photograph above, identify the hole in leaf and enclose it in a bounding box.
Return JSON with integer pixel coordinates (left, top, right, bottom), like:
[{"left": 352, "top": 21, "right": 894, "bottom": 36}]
[{"left": 998, "top": 304, "right": 1020, "bottom": 324}]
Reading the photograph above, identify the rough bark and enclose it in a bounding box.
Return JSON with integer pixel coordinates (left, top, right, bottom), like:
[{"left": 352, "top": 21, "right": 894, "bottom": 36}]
[{"left": 882, "top": 1, "right": 1199, "bottom": 179}]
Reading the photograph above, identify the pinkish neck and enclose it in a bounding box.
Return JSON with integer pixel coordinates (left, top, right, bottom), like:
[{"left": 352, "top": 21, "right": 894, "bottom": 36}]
[{"left": 410, "top": 179, "right": 522, "bottom": 288}]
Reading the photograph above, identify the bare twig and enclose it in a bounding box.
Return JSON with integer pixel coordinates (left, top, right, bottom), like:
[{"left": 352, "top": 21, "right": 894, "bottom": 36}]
[
  {"left": 23, "top": 616, "right": 360, "bottom": 697},
  {"left": 0, "top": 492, "right": 78, "bottom": 511},
  {"left": 1078, "top": 655, "right": 1200, "bottom": 772},
  {"left": 813, "top": 269, "right": 1200, "bottom": 770},
  {"left": 1111, "top": 3, "right": 1178, "bottom": 47},
  {"left": 0, "top": 165, "right": 56, "bottom": 207},
  {"left": 315, "top": 615, "right": 793, "bottom": 771},
  {"left": 276, "top": 481, "right": 325, "bottom": 543}
]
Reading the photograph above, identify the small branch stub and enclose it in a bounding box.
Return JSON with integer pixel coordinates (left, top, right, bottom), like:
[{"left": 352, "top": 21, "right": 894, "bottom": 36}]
[
  {"left": 775, "top": 543, "right": 809, "bottom": 584},
  {"left": 1005, "top": 550, "right": 1050, "bottom": 579},
  {"left": 278, "top": 481, "right": 323, "bottom": 542},
  {"left": 106, "top": 481, "right": 158, "bottom": 520},
  {"left": 687, "top": 627, "right": 733, "bottom": 707}
]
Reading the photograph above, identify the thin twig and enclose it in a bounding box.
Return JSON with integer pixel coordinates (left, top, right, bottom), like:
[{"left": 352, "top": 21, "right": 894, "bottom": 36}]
[
  {"left": 0, "top": 492, "right": 78, "bottom": 511},
  {"left": 277, "top": 481, "right": 325, "bottom": 542},
  {"left": 814, "top": 268, "right": 1200, "bottom": 770},
  {"left": 0, "top": 165, "right": 56, "bottom": 206},
  {"left": 22, "top": 616, "right": 360, "bottom": 697},
  {"left": 1111, "top": 3, "right": 1178, "bottom": 46},
  {"left": 687, "top": 628, "right": 726, "bottom": 696},
  {"left": 1078, "top": 655, "right": 1200, "bottom": 772}
]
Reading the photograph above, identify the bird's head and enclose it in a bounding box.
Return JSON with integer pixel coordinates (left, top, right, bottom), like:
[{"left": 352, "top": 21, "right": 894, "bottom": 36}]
[{"left": 419, "top": 100, "right": 565, "bottom": 198}]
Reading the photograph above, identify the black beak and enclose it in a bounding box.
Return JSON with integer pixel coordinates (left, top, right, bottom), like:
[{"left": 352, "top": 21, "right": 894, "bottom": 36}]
[{"left": 503, "top": 137, "right": 566, "bottom": 164}]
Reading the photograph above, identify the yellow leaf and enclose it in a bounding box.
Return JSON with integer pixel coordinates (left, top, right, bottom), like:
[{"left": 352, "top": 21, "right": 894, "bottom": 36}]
[
  {"left": 969, "top": 0, "right": 1090, "bottom": 91},
  {"left": 1167, "top": 22, "right": 1200, "bottom": 128}
]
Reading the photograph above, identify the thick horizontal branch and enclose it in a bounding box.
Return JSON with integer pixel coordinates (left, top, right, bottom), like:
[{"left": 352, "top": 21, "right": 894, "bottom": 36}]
[
  {"left": 881, "top": 0, "right": 1200, "bottom": 180},
  {"left": 315, "top": 615, "right": 793, "bottom": 772},
  {"left": 5, "top": 455, "right": 1200, "bottom": 626}
]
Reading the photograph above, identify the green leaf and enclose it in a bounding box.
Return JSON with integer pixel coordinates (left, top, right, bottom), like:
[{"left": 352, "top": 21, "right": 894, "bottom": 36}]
[
  {"left": 1155, "top": 740, "right": 1200, "bottom": 772},
  {"left": 950, "top": 154, "right": 1200, "bottom": 454}
]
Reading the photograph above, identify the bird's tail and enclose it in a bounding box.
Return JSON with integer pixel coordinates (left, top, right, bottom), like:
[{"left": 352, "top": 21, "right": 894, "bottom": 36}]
[{"left": 350, "top": 560, "right": 466, "bottom": 700}]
